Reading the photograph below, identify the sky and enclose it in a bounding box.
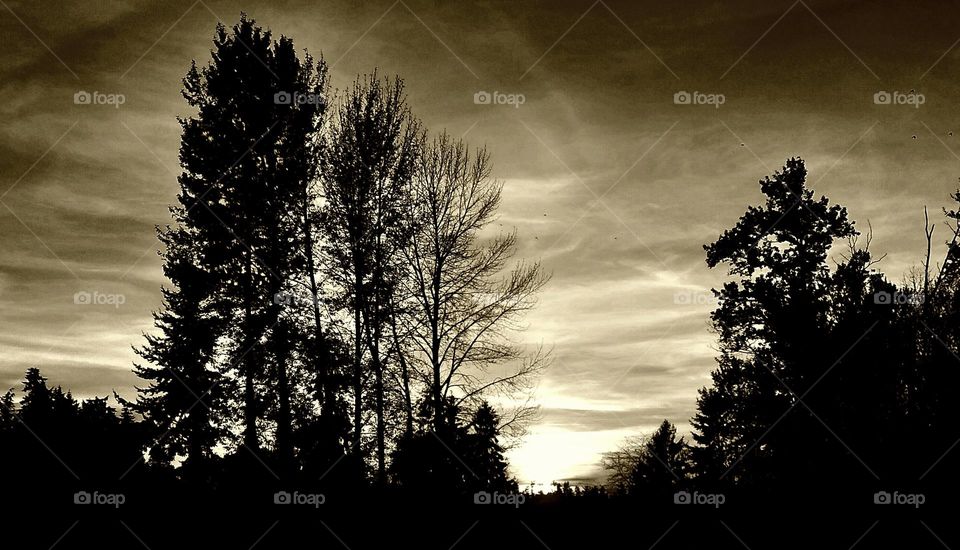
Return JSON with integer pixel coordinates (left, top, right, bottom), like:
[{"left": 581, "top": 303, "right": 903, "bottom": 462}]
[{"left": 3, "top": 0, "right": 960, "bottom": 486}]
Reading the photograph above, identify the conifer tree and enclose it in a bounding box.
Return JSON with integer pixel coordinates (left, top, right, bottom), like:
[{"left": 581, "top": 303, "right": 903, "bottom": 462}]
[
  {"left": 132, "top": 226, "right": 223, "bottom": 470},
  {"left": 161, "top": 15, "right": 330, "bottom": 467}
]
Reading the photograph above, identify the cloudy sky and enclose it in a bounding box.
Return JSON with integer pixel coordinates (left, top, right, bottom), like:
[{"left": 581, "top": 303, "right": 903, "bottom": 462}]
[{"left": 2, "top": 0, "right": 960, "bottom": 485}]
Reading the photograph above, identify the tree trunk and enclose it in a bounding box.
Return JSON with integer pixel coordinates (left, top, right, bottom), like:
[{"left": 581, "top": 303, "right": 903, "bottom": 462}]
[
  {"left": 303, "top": 206, "right": 332, "bottom": 415},
  {"left": 431, "top": 266, "right": 444, "bottom": 434},
  {"left": 372, "top": 318, "right": 386, "bottom": 484},
  {"left": 353, "top": 270, "right": 363, "bottom": 455},
  {"left": 391, "top": 314, "right": 414, "bottom": 437},
  {"left": 362, "top": 291, "right": 386, "bottom": 485},
  {"left": 243, "top": 252, "right": 258, "bottom": 450},
  {"left": 274, "top": 323, "right": 293, "bottom": 476}
]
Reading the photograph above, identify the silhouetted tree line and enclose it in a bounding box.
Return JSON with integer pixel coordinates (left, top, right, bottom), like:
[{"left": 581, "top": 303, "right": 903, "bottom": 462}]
[
  {"left": 4, "top": 15, "right": 545, "bottom": 501},
  {"left": 0, "top": 369, "right": 144, "bottom": 489},
  {"left": 12, "top": 15, "right": 959, "bottom": 510},
  {"left": 127, "top": 14, "right": 548, "bottom": 494},
  {"left": 600, "top": 158, "right": 960, "bottom": 502}
]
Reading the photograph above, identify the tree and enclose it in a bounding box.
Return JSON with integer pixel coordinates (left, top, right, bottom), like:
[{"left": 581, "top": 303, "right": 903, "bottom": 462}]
[
  {"left": 390, "top": 398, "right": 515, "bottom": 494},
  {"left": 257, "top": 37, "right": 330, "bottom": 473},
  {"left": 603, "top": 420, "right": 688, "bottom": 497},
  {"left": 691, "top": 158, "right": 879, "bottom": 486},
  {"left": 131, "top": 225, "right": 223, "bottom": 472},
  {"left": 172, "top": 14, "right": 329, "bottom": 469},
  {"left": 891, "top": 189, "right": 960, "bottom": 484},
  {"left": 601, "top": 435, "right": 644, "bottom": 494},
  {"left": 628, "top": 420, "right": 689, "bottom": 495},
  {"left": 463, "top": 402, "right": 514, "bottom": 492},
  {"left": 318, "top": 72, "right": 420, "bottom": 482},
  {"left": 0, "top": 390, "right": 14, "bottom": 430},
  {"left": 400, "top": 132, "right": 548, "bottom": 440},
  {"left": 15, "top": 368, "right": 144, "bottom": 484},
  {"left": 18, "top": 368, "right": 53, "bottom": 429}
]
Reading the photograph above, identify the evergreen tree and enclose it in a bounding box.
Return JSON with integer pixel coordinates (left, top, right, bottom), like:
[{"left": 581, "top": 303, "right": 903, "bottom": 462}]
[
  {"left": 628, "top": 420, "right": 688, "bottom": 496},
  {"left": 692, "top": 158, "right": 867, "bottom": 486},
  {"left": 19, "top": 367, "right": 54, "bottom": 429},
  {"left": 132, "top": 225, "right": 223, "bottom": 472},
  {"left": 391, "top": 398, "right": 515, "bottom": 495},
  {"left": 464, "top": 402, "right": 514, "bottom": 493},
  {"left": 0, "top": 390, "right": 15, "bottom": 430},
  {"left": 171, "top": 14, "right": 331, "bottom": 469}
]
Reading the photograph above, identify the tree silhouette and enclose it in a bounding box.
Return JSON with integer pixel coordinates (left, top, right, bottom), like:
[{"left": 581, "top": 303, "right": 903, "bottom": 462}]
[
  {"left": 692, "top": 158, "right": 876, "bottom": 487},
  {"left": 318, "top": 73, "right": 420, "bottom": 483},
  {"left": 629, "top": 420, "right": 689, "bottom": 496},
  {"left": 463, "top": 402, "right": 514, "bottom": 492},
  {"left": 3, "top": 15, "right": 561, "bottom": 507},
  {"left": 400, "top": 132, "right": 548, "bottom": 439},
  {"left": 131, "top": 225, "right": 223, "bottom": 475},
  {"left": 9, "top": 368, "right": 145, "bottom": 489},
  {"left": 391, "top": 398, "right": 515, "bottom": 495},
  {"left": 603, "top": 420, "right": 688, "bottom": 498},
  {"left": 151, "top": 14, "right": 335, "bottom": 479}
]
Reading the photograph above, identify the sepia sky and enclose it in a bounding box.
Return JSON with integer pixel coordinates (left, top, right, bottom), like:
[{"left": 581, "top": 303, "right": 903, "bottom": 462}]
[{"left": 3, "top": 0, "right": 960, "bottom": 485}]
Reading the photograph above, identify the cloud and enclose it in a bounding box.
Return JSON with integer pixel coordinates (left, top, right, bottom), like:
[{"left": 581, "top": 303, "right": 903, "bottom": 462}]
[{"left": 3, "top": 0, "right": 960, "bottom": 485}]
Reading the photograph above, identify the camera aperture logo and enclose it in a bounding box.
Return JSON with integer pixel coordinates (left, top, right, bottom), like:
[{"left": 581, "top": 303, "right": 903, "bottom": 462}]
[
  {"left": 274, "top": 490, "right": 325, "bottom": 508},
  {"left": 74, "top": 290, "right": 126, "bottom": 308},
  {"left": 874, "top": 490, "right": 924, "bottom": 508},
  {"left": 674, "top": 90, "right": 725, "bottom": 109},
  {"left": 74, "top": 90, "right": 125, "bottom": 108},
  {"left": 674, "top": 490, "right": 725, "bottom": 507},
  {"left": 673, "top": 290, "right": 718, "bottom": 306},
  {"left": 873, "top": 90, "right": 924, "bottom": 108},
  {"left": 474, "top": 90, "right": 526, "bottom": 109},
  {"left": 473, "top": 490, "right": 525, "bottom": 507},
  {"left": 873, "top": 290, "right": 924, "bottom": 306},
  {"left": 273, "top": 291, "right": 316, "bottom": 307},
  {"left": 274, "top": 91, "right": 323, "bottom": 106},
  {"left": 74, "top": 490, "right": 125, "bottom": 508}
]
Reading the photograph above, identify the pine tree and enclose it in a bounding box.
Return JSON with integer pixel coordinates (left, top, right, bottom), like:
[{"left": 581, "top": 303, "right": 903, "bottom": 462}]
[
  {"left": 132, "top": 225, "right": 223, "bottom": 471},
  {"left": 465, "top": 402, "right": 514, "bottom": 492},
  {"left": 172, "top": 14, "right": 330, "bottom": 466},
  {"left": 0, "top": 390, "right": 15, "bottom": 431},
  {"left": 629, "top": 420, "right": 688, "bottom": 496},
  {"left": 18, "top": 368, "right": 53, "bottom": 429},
  {"left": 692, "top": 158, "right": 863, "bottom": 486}
]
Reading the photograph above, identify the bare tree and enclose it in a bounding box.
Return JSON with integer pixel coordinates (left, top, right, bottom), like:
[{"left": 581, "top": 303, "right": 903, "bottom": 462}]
[
  {"left": 399, "top": 132, "right": 549, "bottom": 437},
  {"left": 601, "top": 436, "right": 644, "bottom": 494},
  {"left": 318, "top": 73, "right": 419, "bottom": 483}
]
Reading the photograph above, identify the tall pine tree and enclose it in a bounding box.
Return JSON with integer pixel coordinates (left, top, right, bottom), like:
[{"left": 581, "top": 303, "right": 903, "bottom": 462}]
[
  {"left": 132, "top": 225, "right": 223, "bottom": 473},
  {"left": 140, "top": 14, "right": 333, "bottom": 476}
]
